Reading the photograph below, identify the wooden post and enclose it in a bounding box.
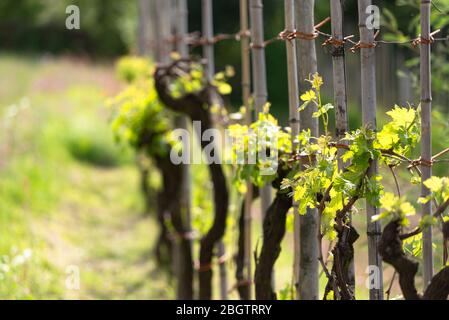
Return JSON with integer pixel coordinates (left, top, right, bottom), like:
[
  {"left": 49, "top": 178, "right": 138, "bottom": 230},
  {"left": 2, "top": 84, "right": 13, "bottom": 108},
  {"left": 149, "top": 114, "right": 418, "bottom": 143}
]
[
  {"left": 149, "top": 0, "right": 162, "bottom": 61},
  {"left": 201, "top": 0, "right": 229, "bottom": 300},
  {"left": 156, "top": 0, "right": 171, "bottom": 64},
  {"left": 295, "top": 0, "right": 319, "bottom": 300},
  {"left": 136, "top": 0, "right": 153, "bottom": 219},
  {"left": 331, "top": 0, "right": 349, "bottom": 155},
  {"left": 330, "top": 0, "right": 355, "bottom": 292},
  {"left": 148, "top": 0, "right": 158, "bottom": 59},
  {"left": 249, "top": 0, "right": 274, "bottom": 291},
  {"left": 173, "top": 0, "right": 194, "bottom": 300},
  {"left": 420, "top": 0, "right": 434, "bottom": 288},
  {"left": 282, "top": 0, "right": 301, "bottom": 300},
  {"left": 249, "top": 0, "right": 273, "bottom": 256},
  {"left": 202, "top": 0, "right": 215, "bottom": 81},
  {"left": 175, "top": 0, "right": 189, "bottom": 57},
  {"left": 240, "top": 0, "right": 253, "bottom": 300},
  {"left": 249, "top": 0, "right": 268, "bottom": 120},
  {"left": 137, "top": 0, "right": 150, "bottom": 56},
  {"left": 159, "top": 0, "right": 178, "bottom": 285},
  {"left": 357, "top": 0, "right": 384, "bottom": 300}
]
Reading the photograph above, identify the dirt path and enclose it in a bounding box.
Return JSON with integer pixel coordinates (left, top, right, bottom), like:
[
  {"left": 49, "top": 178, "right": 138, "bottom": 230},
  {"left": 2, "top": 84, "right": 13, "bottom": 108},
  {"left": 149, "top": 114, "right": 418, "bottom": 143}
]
[{"left": 34, "top": 164, "right": 172, "bottom": 299}]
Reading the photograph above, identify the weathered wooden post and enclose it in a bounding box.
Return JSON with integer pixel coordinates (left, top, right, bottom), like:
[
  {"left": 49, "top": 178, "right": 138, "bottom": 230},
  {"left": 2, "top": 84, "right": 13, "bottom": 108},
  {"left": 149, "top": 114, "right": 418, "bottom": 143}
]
[
  {"left": 330, "top": 0, "right": 355, "bottom": 293},
  {"left": 147, "top": 0, "right": 162, "bottom": 61},
  {"left": 201, "top": 0, "right": 229, "bottom": 300},
  {"left": 420, "top": 0, "right": 434, "bottom": 288},
  {"left": 249, "top": 0, "right": 273, "bottom": 226},
  {"left": 172, "top": 0, "right": 194, "bottom": 300},
  {"left": 240, "top": 0, "right": 253, "bottom": 300},
  {"left": 357, "top": 0, "right": 384, "bottom": 300},
  {"left": 137, "top": 0, "right": 150, "bottom": 56},
  {"left": 156, "top": 0, "right": 171, "bottom": 64},
  {"left": 282, "top": 0, "right": 301, "bottom": 300},
  {"left": 249, "top": 0, "right": 275, "bottom": 294},
  {"left": 295, "top": 0, "right": 319, "bottom": 300},
  {"left": 202, "top": 0, "right": 215, "bottom": 81}
]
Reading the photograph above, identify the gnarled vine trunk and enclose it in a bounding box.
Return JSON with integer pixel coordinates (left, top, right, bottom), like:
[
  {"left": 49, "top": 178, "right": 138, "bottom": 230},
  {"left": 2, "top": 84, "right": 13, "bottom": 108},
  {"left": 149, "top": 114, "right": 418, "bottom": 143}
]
[
  {"left": 235, "top": 202, "right": 249, "bottom": 300},
  {"left": 424, "top": 267, "right": 449, "bottom": 300},
  {"left": 235, "top": 186, "right": 259, "bottom": 300},
  {"left": 154, "top": 66, "right": 229, "bottom": 300},
  {"left": 379, "top": 219, "right": 449, "bottom": 300},
  {"left": 154, "top": 189, "right": 173, "bottom": 272},
  {"left": 254, "top": 193, "right": 291, "bottom": 300},
  {"left": 137, "top": 159, "right": 154, "bottom": 215},
  {"left": 324, "top": 226, "right": 359, "bottom": 300},
  {"left": 254, "top": 168, "right": 292, "bottom": 300},
  {"left": 155, "top": 156, "right": 193, "bottom": 300}
]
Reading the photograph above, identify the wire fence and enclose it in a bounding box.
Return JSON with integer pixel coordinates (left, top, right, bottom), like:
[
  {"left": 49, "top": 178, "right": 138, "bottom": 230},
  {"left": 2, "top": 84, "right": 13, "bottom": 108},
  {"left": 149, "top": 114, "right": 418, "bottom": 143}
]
[{"left": 149, "top": 16, "right": 449, "bottom": 57}]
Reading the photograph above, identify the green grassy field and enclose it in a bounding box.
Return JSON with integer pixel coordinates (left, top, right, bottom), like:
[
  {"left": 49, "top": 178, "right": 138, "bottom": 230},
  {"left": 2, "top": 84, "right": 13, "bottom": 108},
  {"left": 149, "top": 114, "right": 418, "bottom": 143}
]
[{"left": 0, "top": 54, "right": 173, "bottom": 299}]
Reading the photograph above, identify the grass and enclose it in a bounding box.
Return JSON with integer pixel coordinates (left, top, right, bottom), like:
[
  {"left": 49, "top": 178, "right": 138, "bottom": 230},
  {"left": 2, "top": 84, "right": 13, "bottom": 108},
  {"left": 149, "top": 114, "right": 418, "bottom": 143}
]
[
  {"left": 64, "top": 115, "right": 132, "bottom": 168},
  {"left": 0, "top": 54, "right": 172, "bottom": 299}
]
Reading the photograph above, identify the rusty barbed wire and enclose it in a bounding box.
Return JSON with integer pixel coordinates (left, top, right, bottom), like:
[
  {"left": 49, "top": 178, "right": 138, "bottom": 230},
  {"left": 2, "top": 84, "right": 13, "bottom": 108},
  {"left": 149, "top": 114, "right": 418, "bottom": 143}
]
[
  {"left": 349, "top": 30, "right": 380, "bottom": 53},
  {"left": 253, "top": 17, "right": 331, "bottom": 49},
  {"left": 149, "top": 23, "right": 449, "bottom": 55}
]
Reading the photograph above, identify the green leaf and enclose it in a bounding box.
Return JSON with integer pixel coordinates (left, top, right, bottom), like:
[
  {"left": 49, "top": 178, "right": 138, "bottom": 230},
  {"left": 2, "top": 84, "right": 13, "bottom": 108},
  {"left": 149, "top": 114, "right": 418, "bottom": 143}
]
[
  {"left": 322, "top": 103, "right": 334, "bottom": 112},
  {"left": 419, "top": 215, "right": 438, "bottom": 229},
  {"left": 377, "top": 192, "right": 415, "bottom": 225},
  {"left": 217, "top": 82, "right": 232, "bottom": 95},
  {"left": 417, "top": 196, "right": 430, "bottom": 204},
  {"left": 410, "top": 176, "right": 421, "bottom": 185},
  {"left": 300, "top": 90, "right": 316, "bottom": 102},
  {"left": 424, "top": 176, "right": 443, "bottom": 193}
]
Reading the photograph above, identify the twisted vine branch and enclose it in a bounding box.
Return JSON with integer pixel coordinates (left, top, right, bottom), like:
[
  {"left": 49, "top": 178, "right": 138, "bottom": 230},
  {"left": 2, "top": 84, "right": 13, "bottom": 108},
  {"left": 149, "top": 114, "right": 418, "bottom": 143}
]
[
  {"left": 379, "top": 219, "right": 449, "bottom": 300},
  {"left": 254, "top": 164, "right": 292, "bottom": 300},
  {"left": 379, "top": 194, "right": 449, "bottom": 300},
  {"left": 154, "top": 155, "right": 194, "bottom": 299},
  {"left": 154, "top": 60, "right": 229, "bottom": 300}
]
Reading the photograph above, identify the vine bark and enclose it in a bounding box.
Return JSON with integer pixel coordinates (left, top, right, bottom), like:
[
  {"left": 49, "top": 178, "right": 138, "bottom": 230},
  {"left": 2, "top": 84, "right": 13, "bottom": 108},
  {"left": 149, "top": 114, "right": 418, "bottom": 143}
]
[{"left": 154, "top": 63, "right": 229, "bottom": 299}]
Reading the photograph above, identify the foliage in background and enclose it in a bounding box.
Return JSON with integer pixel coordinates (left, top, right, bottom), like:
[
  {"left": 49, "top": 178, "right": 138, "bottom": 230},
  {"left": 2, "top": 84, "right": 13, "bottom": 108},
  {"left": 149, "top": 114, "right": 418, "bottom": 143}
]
[
  {"left": 228, "top": 105, "right": 292, "bottom": 192},
  {"left": 383, "top": 0, "right": 449, "bottom": 106},
  {"left": 109, "top": 56, "right": 175, "bottom": 159},
  {"left": 0, "top": 0, "right": 134, "bottom": 56},
  {"left": 0, "top": 56, "right": 139, "bottom": 298}
]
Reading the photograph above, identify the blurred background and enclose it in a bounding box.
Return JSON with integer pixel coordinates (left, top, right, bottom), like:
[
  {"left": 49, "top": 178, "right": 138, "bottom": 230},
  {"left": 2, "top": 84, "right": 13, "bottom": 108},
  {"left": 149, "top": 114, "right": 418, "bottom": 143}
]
[
  {"left": 3, "top": 0, "right": 449, "bottom": 121},
  {"left": 0, "top": 0, "right": 448, "bottom": 299}
]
